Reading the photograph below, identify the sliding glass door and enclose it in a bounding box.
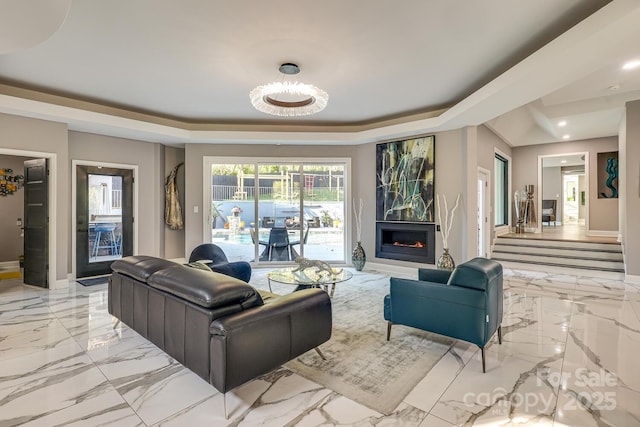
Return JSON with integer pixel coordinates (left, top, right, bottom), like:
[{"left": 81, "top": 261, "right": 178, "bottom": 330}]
[{"left": 205, "top": 158, "right": 348, "bottom": 265}]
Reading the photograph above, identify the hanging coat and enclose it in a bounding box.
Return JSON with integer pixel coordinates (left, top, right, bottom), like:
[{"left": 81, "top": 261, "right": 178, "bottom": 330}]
[{"left": 165, "top": 162, "right": 184, "bottom": 230}]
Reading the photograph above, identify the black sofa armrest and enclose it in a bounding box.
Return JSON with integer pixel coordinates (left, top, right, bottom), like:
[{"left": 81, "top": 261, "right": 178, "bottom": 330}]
[{"left": 208, "top": 288, "right": 332, "bottom": 392}]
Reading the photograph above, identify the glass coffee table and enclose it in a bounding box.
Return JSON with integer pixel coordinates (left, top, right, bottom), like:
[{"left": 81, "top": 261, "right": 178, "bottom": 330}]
[{"left": 267, "top": 267, "right": 353, "bottom": 297}]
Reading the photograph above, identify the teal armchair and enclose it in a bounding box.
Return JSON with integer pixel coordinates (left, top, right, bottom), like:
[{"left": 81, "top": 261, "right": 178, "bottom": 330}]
[{"left": 384, "top": 257, "right": 503, "bottom": 372}]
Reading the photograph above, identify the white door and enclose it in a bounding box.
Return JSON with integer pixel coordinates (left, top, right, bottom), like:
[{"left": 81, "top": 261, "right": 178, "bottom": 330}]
[{"left": 477, "top": 169, "right": 490, "bottom": 257}]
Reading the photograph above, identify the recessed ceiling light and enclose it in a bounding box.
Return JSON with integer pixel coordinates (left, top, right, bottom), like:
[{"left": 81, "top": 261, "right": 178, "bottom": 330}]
[
  {"left": 558, "top": 120, "right": 567, "bottom": 127},
  {"left": 560, "top": 160, "right": 567, "bottom": 164},
  {"left": 562, "top": 134, "right": 570, "bottom": 140},
  {"left": 608, "top": 84, "right": 620, "bottom": 91},
  {"left": 622, "top": 59, "right": 640, "bottom": 70}
]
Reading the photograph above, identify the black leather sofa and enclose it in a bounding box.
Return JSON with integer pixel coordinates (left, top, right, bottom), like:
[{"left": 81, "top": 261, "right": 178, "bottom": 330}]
[{"left": 108, "top": 255, "right": 332, "bottom": 394}]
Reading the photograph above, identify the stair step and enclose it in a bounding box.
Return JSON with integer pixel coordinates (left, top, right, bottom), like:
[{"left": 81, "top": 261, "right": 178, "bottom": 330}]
[
  {"left": 496, "top": 260, "right": 626, "bottom": 279},
  {"left": 494, "top": 237, "right": 620, "bottom": 252},
  {"left": 491, "top": 252, "right": 624, "bottom": 272},
  {"left": 491, "top": 246, "right": 623, "bottom": 261}
]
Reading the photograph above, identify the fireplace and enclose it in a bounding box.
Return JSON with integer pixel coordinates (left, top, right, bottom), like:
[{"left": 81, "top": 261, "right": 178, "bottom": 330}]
[{"left": 375, "top": 222, "right": 435, "bottom": 264}]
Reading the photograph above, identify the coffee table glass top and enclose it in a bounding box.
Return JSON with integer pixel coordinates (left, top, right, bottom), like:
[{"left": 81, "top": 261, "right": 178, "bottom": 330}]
[{"left": 267, "top": 267, "right": 353, "bottom": 286}]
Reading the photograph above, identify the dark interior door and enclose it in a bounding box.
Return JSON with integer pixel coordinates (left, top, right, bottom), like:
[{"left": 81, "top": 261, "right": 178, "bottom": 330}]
[
  {"left": 76, "top": 165, "right": 133, "bottom": 278},
  {"left": 23, "top": 158, "right": 49, "bottom": 288}
]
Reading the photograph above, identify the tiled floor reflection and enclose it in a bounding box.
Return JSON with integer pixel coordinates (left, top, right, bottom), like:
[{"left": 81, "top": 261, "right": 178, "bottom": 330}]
[{"left": 1, "top": 266, "right": 638, "bottom": 426}]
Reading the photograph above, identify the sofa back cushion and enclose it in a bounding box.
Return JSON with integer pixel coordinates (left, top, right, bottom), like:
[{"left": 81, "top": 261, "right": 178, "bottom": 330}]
[
  {"left": 448, "top": 257, "right": 502, "bottom": 291},
  {"left": 148, "top": 265, "right": 263, "bottom": 310},
  {"left": 111, "top": 256, "right": 179, "bottom": 282}
]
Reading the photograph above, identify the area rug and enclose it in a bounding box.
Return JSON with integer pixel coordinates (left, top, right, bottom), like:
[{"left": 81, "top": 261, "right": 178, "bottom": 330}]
[
  {"left": 77, "top": 276, "right": 109, "bottom": 286},
  {"left": 253, "top": 271, "right": 454, "bottom": 415}
]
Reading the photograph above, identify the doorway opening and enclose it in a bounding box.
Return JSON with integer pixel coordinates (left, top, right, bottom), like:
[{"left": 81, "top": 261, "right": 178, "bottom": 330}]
[
  {"left": 0, "top": 148, "right": 57, "bottom": 288},
  {"left": 539, "top": 153, "right": 588, "bottom": 240},
  {"left": 204, "top": 157, "right": 350, "bottom": 265},
  {"left": 477, "top": 167, "right": 490, "bottom": 257},
  {"left": 74, "top": 162, "right": 136, "bottom": 279}
]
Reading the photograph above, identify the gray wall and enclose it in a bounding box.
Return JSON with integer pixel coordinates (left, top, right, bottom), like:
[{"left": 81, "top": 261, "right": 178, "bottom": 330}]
[
  {"left": 0, "top": 154, "right": 32, "bottom": 262},
  {"left": 353, "top": 130, "right": 466, "bottom": 266},
  {"left": 512, "top": 136, "right": 619, "bottom": 233},
  {"left": 69, "top": 131, "right": 165, "bottom": 260},
  {"left": 184, "top": 133, "right": 472, "bottom": 267},
  {"left": 0, "top": 113, "right": 69, "bottom": 282},
  {"left": 477, "top": 125, "right": 513, "bottom": 240},
  {"left": 164, "top": 146, "right": 185, "bottom": 259},
  {"left": 622, "top": 100, "right": 640, "bottom": 275}
]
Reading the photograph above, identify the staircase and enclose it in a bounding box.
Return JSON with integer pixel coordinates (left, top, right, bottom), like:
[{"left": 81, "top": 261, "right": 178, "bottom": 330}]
[{"left": 491, "top": 236, "right": 624, "bottom": 274}]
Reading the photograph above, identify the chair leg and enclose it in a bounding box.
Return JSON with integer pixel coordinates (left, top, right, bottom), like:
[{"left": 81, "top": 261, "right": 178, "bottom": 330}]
[
  {"left": 386, "top": 322, "right": 392, "bottom": 341},
  {"left": 314, "top": 347, "right": 326, "bottom": 360},
  {"left": 481, "top": 347, "right": 486, "bottom": 373},
  {"left": 498, "top": 325, "right": 503, "bottom": 344},
  {"left": 223, "top": 392, "right": 228, "bottom": 419}
]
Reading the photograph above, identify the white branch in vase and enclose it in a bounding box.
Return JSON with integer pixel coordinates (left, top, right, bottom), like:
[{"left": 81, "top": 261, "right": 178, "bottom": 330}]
[
  {"left": 436, "top": 193, "right": 461, "bottom": 249},
  {"left": 353, "top": 198, "right": 363, "bottom": 242}
]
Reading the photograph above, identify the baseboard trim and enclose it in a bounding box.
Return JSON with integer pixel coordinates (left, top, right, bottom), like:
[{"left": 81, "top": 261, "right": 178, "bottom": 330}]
[
  {"left": 0, "top": 260, "right": 19, "bottom": 270},
  {"left": 365, "top": 261, "right": 437, "bottom": 278},
  {"left": 625, "top": 274, "right": 640, "bottom": 285},
  {"left": 586, "top": 230, "right": 619, "bottom": 237},
  {"left": 495, "top": 226, "right": 510, "bottom": 236},
  {"left": 51, "top": 278, "right": 70, "bottom": 290}
]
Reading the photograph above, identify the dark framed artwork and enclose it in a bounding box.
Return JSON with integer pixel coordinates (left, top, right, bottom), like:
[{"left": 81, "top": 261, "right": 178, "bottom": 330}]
[
  {"left": 376, "top": 135, "right": 435, "bottom": 222},
  {"left": 597, "top": 151, "right": 618, "bottom": 199}
]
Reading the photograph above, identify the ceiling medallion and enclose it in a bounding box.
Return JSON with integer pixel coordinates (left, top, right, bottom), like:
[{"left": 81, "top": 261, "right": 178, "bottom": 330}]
[{"left": 250, "top": 63, "right": 328, "bottom": 117}]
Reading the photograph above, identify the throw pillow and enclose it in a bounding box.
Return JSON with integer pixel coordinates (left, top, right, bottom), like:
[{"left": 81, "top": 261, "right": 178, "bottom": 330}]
[{"left": 184, "top": 261, "right": 213, "bottom": 272}]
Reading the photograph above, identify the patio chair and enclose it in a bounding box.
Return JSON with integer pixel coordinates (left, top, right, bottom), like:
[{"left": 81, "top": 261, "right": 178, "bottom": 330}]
[
  {"left": 267, "top": 227, "right": 291, "bottom": 261},
  {"left": 249, "top": 227, "right": 270, "bottom": 261},
  {"left": 289, "top": 226, "right": 310, "bottom": 259}
]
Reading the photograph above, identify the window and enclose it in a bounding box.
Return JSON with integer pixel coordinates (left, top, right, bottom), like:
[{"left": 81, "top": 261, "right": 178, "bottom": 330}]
[
  {"left": 494, "top": 154, "right": 509, "bottom": 227},
  {"left": 204, "top": 158, "right": 349, "bottom": 265}
]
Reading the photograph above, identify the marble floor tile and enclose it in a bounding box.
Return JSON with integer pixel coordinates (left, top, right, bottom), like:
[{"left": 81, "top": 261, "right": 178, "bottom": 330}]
[
  {"left": 404, "top": 341, "right": 477, "bottom": 413},
  {"left": 106, "top": 353, "right": 217, "bottom": 425},
  {"left": 2, "top": 267, "right": 640, "bottom": 426},
  {"left": 0, "top": 349, "right": 129, "bottom": 427},
  {"left": 430, "top": 351, "right": 563, "bottom": 426},
  {"left": 419, "top": 414, "right": 455, "bottom": 427},
  {"left": 0, "top": 316, "right": 78, "bottom": 362}
]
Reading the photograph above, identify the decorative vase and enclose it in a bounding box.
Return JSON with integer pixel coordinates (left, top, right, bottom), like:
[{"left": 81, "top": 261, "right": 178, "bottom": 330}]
[
  {"left": 437, "top": 248, "right": 455, "bottom": 271},
  {"left": 352, "top": 241, "right": 366, "bottom": 271}
]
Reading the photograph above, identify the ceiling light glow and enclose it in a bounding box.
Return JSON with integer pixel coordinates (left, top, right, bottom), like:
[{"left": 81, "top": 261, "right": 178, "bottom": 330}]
[
  {"left": 562, "top": 134, "right": 570, "bottom": 140},
  {"left": 560, "top": 160, "right": 567, "bottom": 164},
  {"left": 622, "top": 60, "right": 640, "bottom": 70},
  {"left": 557, "top": 121, "right": 567, "bottom": 127},
  {"left": 250, "top": 63, "right": 328, "bottom": 117}
]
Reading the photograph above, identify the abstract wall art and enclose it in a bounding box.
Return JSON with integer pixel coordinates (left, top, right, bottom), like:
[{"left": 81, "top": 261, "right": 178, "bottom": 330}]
[
  {"left": 597, "top": 151, "right": 618, "bottom": 199},
  {"left": 376, "top": 135, "right": 435, "bottom": 222}
]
